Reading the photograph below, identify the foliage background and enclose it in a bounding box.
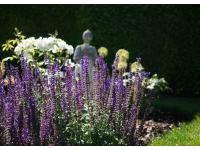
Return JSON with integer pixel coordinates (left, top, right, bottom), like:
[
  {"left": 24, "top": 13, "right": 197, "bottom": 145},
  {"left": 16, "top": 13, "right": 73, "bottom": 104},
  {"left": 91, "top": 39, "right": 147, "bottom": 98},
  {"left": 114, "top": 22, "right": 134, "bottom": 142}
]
[{"left": 0, "top": 5, "right": 200, "bottom": 96}]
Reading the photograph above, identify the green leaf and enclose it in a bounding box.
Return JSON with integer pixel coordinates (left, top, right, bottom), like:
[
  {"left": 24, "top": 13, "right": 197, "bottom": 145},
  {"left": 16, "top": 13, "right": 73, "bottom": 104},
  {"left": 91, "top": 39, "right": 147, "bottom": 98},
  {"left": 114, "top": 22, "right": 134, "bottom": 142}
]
[
  {"left": 38, "top": 61, "right": 44, "bottom": 66},
  {"left": 38, "top": 52, "right": 43, "bottom": 57},
  {"left": 2, "top": 46, "right": 6, "bottom": 51},
  {"left": 2, "top": 57, "right": 12, "bottom": 62}
]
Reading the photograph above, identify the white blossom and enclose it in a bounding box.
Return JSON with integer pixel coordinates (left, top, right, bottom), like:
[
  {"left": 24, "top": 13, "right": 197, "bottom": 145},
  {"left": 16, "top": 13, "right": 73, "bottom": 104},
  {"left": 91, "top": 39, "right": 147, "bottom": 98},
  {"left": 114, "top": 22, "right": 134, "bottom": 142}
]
[
  {"left": 14, "top": 37, "right": 35, "bottom": 57},
  {"left": 65, "top": 59, "right": 75, "bottom": 67},
  {"left": 14, "top": 43, "right": 23, "bottom": 55},
  {"left": 66, "top": 45, "right": 74, "bottom": 55},
  {"left": 57, "top": 40, "right": 67, "bottom": 49},
  {"left": 146, "top": 74, "right": 168, "bottom": 90},
  {"left": 14, "top": 36, "right": 74, "bottom": 64}
]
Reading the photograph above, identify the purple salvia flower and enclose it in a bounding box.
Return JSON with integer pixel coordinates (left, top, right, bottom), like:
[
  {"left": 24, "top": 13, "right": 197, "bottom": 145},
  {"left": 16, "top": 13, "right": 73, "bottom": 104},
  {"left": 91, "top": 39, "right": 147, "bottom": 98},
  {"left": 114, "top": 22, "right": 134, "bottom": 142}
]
[
  {"left": 126, "top": 106, "right": 137, "bottom": 145},
  {"left": 80, "top": 56, "right": 90, "bottom": 101},
  {"left": 107, "top": 64, "right": 117, "bottom": 109},
  {"left": 74, "top": 77, "right": 84, "bottom": 118},
  {"left": 97, "top": 56, "right": 109, "bottom": 110},
  {"left": 121, "top": 73, "right": 134, "bottom": 130},
  {"left": 21, "top": 105, "right": 32, "bottom": 145},
  {"left": 93, "top": 58, "right": 101, "bottom": 109},
  {"left": 135, "top": 72, "right": 145, "bottom": 107},
  {"left": 28, "top": 96, "right": 37, "bottom": 144},
  {"left": 47, "top": 62, "right": 58, "bottom": 145},
  {"left": 103, "top": 75, "right": 111, "bottom": 109},
  {"left": 39, "top": 93, "right": 51, "bottom": 145},
  {"left": 3, "top": 64, "right": 15, "bottom": 145},
  {"left": 0, "top": 64, "right": 5, "bottom": 123},
  {"left": 11, "top": 66, "right": 23, "bottom": 144},
  {"left": 65, "top": 66, "right": 74, "bottom": 112}
]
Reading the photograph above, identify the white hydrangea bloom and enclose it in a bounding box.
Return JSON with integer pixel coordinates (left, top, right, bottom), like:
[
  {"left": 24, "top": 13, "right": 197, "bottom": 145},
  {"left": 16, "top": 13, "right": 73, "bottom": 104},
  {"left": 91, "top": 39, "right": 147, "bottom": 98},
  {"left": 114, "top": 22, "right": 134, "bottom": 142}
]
[
  {"left": 35, "top": 37, "right": 50, "bottom": 51},
  {"left": 52, "top": 45, "right": 59, "bottom": 53},
  {"left": 56, "top": 39, "right": 74, "bottom": 54},
  {"left": 146, "top": 74, "right": 167, "bottom": 90},
  {"left": 66, "top": 45, "right": 74, "bottom": 55},
  {"left": 14, "top": 43, "right": 23, "bottom": 55},
  {"left": 14, "top": 36, "right": 74, "bottom": 63},
  {"left": 147, "top": 82, "right": 156, "bottom": 90},
  {"left": 57, "top": 40, "right": 67, "bottom": 49},
  {"left": 23, "top": 49, "right": 33, "bottom": 61},
  {"left": 14, "top": 37, "right": 35, "bottom": 56},
  {"left": 22, "top": 38, "right": 35, "bottom": 50}
]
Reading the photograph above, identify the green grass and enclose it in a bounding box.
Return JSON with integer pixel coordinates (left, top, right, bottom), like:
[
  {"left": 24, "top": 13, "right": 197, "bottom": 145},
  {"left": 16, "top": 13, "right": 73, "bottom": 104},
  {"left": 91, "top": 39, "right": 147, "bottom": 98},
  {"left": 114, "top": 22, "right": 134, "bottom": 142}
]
[
  {"left": 150, "top": 116, "right": 200, "bottom": 146},
  {"left": 152, "top": 97, "right": 200, "bottom": 119}
]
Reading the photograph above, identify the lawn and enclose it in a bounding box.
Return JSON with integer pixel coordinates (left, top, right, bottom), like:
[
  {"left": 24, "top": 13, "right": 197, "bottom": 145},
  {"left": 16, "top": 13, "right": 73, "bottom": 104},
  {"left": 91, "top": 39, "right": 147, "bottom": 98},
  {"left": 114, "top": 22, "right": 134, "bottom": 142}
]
[{"left": 150, "top": 115, "right": 200, "bottom": 146}]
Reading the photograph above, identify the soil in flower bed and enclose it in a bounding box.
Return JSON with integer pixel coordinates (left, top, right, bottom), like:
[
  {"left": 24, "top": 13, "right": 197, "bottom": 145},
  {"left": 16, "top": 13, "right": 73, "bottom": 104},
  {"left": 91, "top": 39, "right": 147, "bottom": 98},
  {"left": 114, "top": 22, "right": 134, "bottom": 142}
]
[
  {"left": 137, "top": 119, "right": 174, "bottom": 145},
  {"left": 137, "top": 109, "right": 190, "bottom": 145}
]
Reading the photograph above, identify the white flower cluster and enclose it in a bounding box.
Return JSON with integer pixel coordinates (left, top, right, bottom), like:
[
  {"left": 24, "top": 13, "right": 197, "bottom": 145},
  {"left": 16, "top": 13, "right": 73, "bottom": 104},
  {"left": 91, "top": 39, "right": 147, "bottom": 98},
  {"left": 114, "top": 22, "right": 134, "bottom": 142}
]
[
  {"left": 14, "top": 37, "right": 74, "bottom": 59},
  {"left": 15, "top": 37, "right": 36, "bottom": 59},
  {"left": 122, "top": 73, "right": 168, "bottom": 92},
  {"left": 146, "top": 74, "right": 167, "bottom": 90}
]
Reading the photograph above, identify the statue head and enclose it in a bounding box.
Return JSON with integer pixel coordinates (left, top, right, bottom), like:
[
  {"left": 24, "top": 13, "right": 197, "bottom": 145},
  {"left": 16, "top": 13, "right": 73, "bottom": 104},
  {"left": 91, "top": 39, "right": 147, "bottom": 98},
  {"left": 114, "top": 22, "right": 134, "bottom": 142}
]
[{"left": 82, "top": 29, "right": 93, "bottom": 43}]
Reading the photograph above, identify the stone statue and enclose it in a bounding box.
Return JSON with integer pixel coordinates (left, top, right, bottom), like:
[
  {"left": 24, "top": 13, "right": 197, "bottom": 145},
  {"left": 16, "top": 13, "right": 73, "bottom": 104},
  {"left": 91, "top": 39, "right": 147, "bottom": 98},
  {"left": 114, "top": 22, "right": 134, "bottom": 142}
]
[
  {"left": 73, "top": 29, "right": 97, "bottom": 100},
  {"left": 73, "top": 29, "right": 97, "bottom": 76},
  {"left": 73, "top": 29, "right": 97, "bottom": 64}
]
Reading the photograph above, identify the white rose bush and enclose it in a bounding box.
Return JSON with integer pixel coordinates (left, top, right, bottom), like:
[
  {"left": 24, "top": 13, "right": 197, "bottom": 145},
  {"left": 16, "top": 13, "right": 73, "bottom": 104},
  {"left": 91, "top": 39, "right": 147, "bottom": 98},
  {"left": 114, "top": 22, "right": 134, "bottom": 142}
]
[
  {"left": 2, "top": 29, "right": 74, "bottom": 74},
  {"left": 15, "top": 37, "right": 73, "bottom": 73},
  {"left": 14, "top": 37, "right": 74, "bottom": 57}
]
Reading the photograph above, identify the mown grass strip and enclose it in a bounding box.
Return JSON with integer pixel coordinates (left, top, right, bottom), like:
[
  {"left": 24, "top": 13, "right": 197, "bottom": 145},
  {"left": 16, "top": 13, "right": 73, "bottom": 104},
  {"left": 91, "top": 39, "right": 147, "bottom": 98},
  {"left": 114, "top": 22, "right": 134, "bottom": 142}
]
[{"left": 150, "top": 116, "right": 200, "bottom": 146}]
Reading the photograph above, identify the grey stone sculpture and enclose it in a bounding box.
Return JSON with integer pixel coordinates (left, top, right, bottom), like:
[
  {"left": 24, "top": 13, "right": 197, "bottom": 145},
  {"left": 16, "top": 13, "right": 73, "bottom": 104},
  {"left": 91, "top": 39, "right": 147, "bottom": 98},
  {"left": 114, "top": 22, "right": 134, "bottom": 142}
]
[
  {"left": 73, "top": 29, "right": 97, "bottom": 65},
  {"left": 73, "top": 29, "right": 97, "bottom": 99},
  {"left": 73, "top": 29, "right": 97, "bottom": 76}
]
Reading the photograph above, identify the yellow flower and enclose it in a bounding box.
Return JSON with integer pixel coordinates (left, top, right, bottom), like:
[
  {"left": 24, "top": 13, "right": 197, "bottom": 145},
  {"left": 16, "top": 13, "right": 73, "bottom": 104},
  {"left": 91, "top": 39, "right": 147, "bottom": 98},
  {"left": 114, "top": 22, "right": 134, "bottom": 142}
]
[
  {"left": 116, "top": 49, "right": 129, "bottom": 60},
  {"left": 131, "top": 61, "right": 144, "bottom": 73},
  {"left": 118, "top": 56, "right": 128, "bottom": 63},
  {"left": 98, "top": 47, "right": 108, "bottom": 57},
  {"left": 117, "top": 61, "right": 127, "bottom": 70}
]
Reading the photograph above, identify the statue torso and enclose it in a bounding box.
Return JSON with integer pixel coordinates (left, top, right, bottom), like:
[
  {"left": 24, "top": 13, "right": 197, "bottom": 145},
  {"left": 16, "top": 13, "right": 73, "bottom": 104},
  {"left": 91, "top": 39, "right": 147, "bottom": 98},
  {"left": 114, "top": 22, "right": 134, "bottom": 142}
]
[
  {"left": 79, "top": 44, "right": 96, "bottom": 56},
  {"left": 74, "top": 44, "right": 97, "bottom": 64}
]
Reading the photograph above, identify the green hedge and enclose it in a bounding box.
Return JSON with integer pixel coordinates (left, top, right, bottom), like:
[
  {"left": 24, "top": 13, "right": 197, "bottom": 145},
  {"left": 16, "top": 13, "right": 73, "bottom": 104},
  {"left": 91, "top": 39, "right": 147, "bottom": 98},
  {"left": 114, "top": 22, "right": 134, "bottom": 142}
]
[{"left": 0, "top": 5, "right": 200, "bottom": 96}]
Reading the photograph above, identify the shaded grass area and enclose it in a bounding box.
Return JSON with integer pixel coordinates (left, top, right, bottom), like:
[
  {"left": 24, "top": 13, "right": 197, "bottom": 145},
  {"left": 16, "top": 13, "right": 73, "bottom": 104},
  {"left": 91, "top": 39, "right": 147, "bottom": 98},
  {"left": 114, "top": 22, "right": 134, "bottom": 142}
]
[
  {"left": 150, "top": 116, "right": 200, "bottom": 146},
  {"left": 152, "top": 96, "right": 200, "bottom": 121}
]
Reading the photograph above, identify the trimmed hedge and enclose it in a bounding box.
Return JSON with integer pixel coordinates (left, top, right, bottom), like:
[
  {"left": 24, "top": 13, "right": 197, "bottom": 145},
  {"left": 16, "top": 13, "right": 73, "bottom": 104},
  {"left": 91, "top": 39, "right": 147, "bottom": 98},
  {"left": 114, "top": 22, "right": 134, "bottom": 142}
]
[{"left": 0, "top": 5, "right": 200, "bottom": 96}]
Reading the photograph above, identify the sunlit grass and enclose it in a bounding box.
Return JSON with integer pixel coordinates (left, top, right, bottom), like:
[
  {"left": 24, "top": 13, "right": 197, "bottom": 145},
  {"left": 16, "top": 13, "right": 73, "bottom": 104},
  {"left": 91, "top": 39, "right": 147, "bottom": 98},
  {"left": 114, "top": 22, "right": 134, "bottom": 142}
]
[{"left": 150, "top": 116, "right": 200, "bottom": 146}]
